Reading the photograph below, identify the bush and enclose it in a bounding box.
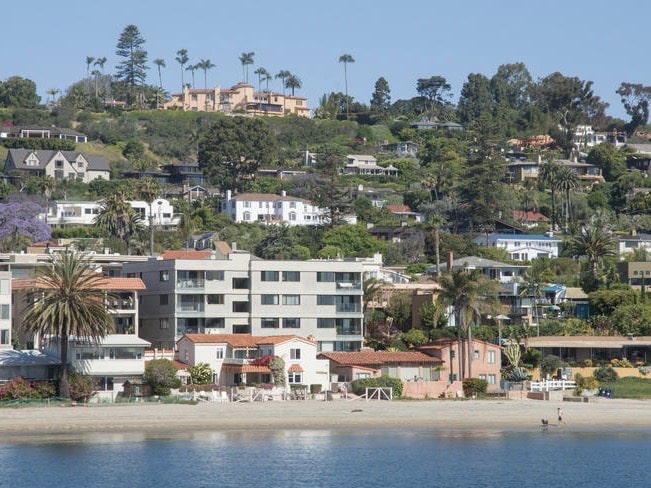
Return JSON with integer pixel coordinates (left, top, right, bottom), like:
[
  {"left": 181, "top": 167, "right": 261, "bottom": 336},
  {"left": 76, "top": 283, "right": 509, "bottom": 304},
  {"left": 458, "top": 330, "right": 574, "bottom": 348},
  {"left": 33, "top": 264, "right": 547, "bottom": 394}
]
[
  {"left": 187, "top": 363, "right": 213, "bottom": 385},
  {"left": 581, "top": 359, "right": 593, "bottom": 367},
  {"left": 68, "top": 373, "right": 95, "bottom": 402},
  {"left": 144, "top": 359, "right": 182, "bottom": 396},
  {"left": 594, "top": 366, "right": 619, "bottom": 383},
  {"left": 540, "top": 354, "right": 564, "bottom": 376},
  {"left": 351, "top": 376, "right": 403, "bottom": 398},
  {"left": 574, "top": 373, "right": 599, "bottom": 396},
  {"left": 462, "top": 378, "right": 488, "bottom": 398},
  {"left": 0, "top": 377, "right": 55, "bottom": 401},
  {"left": 310, "top": 384, "right": 322, "bottom": 394}
]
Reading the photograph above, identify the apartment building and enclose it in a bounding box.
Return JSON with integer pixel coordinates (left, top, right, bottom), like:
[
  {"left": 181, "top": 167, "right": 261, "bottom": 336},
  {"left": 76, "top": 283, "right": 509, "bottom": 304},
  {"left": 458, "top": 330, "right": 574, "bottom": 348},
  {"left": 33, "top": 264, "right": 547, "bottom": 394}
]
[
  {"left": 163, "top": 82, "right": 310, "bottom": 117},
  {"left": 122, "top": 249, "right": 368, "bottom": 352}
]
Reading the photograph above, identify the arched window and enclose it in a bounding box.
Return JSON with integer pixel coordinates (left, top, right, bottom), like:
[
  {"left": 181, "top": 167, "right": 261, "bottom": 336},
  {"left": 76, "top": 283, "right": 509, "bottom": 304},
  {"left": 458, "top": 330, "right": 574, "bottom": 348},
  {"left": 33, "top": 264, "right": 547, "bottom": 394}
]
[{"left": 243, "top": 211, "right": 251, "bottom": 221}]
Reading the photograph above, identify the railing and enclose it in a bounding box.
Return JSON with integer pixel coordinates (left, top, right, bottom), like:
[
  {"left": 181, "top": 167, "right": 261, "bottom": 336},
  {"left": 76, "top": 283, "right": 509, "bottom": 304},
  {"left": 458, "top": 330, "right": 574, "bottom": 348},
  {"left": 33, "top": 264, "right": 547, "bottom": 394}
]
[
  {"left": 336, "top": 304, "right": 361, "bottom": 313},
  {"left": 336, "top": 282, "right": 362, "bottom": 290},
  {"left": 529, "top": 379, "right": 576, "bottom": 392},
  {"left": 177, "top": 279, "right": 205, "bottom": 289}
]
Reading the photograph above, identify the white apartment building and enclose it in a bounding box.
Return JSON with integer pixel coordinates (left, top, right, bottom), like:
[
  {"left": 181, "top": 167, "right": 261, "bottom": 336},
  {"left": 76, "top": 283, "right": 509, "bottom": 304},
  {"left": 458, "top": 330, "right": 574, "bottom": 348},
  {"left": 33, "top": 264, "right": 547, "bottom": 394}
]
[
  {"left": 123, "top": 249, "right": 367, "bottom": 352},
  {"left": 473, "top": 233, "right": 562, "bottom": 261},
  {"left": 0, "top": 272, "right": 11, "bottom": 349},
  {"left": 45, "top": 199, "right": 179, "bottom": 228},
  {"left": 221, "top": 191, "right": 328, "bottom": 226}
]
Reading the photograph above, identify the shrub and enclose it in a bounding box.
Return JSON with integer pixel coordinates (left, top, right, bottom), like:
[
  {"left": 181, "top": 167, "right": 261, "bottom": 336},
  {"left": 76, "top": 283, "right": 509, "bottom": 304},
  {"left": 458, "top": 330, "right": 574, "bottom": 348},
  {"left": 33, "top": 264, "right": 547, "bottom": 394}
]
[
  {"left": 310, "top": 384, "right": 322, "bottom": 394},
  {"left": 351, "top": 376, "right": 403, "bottom": 398},
  {"left": 594, "top": 366, "right": 619, "bottom": 383},
  {"left": 68, "top": 373, "right": 96, "bottom": 403},
  {"left": 462, "top": 378, "right": 488, "bottom": 398},
  {"left": 574, "top": 373, "right": 599, "bottom": 396},
  {"left": 144, "top": 359, "right": 182, "bottom": 396},
  {"left": 0, "top": 377, "right": 55, "bottom": 401},
  {"left": 187, "top": 363, "right": 213, "bottom": 385},
  {"left": 581, "top": 359, "right": 593, "bottom": 367},
  {"left": 540, "top": 354, "right": 564, "bottom": 377}
]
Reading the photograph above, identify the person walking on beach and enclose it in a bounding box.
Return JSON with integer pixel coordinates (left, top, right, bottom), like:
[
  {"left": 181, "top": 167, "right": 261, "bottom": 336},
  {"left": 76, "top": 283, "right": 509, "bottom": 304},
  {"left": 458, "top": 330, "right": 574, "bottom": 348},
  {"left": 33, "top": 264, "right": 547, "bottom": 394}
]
[{"left": 557, "top": 407, "right": 563, "bottom": 424}]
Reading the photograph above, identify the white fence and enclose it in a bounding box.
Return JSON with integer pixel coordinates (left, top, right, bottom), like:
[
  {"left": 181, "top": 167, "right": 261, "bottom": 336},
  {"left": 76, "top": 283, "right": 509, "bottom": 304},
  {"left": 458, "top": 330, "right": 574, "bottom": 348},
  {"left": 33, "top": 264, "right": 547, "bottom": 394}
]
[{"left": 529, "top": 379, "right": 576, "bottom": 392}]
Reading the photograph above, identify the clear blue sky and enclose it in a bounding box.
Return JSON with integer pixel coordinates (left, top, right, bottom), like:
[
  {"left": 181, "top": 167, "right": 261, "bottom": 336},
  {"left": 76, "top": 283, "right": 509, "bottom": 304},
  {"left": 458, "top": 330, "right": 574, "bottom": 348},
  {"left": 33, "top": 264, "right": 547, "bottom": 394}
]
[{"left": 4, "top": 0, "right": 648, "bottom": 120}]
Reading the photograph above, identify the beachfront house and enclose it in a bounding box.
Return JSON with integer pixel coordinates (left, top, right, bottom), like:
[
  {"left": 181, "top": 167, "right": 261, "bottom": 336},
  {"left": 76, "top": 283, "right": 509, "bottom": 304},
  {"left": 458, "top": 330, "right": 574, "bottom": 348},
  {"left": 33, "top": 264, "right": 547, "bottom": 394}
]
[{"left": 176, "top": 333, "right": 331, "bottom": 390}]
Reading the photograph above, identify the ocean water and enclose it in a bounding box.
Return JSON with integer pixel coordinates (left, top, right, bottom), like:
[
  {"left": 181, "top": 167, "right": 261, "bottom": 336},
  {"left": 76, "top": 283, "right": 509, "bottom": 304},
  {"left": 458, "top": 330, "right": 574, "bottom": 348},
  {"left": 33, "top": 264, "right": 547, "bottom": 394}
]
[{"left": 0, "top": 428, "right": 648, "bottom": 487}]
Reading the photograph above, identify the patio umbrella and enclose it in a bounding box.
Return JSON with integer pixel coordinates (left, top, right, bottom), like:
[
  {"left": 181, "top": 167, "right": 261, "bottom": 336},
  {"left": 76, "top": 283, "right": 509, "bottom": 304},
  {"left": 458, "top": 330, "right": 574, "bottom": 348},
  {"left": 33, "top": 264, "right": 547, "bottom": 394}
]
[{"left": 494, "top": 315, "right": 511, "bottom": 345}]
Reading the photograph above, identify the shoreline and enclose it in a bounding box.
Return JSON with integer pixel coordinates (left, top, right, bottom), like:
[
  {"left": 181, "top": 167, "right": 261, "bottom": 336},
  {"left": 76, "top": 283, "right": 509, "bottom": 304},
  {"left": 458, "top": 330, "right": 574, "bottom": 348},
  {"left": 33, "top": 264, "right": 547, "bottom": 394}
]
[{"left": 2, "top": 398, "right": 651, "bottom": 441}]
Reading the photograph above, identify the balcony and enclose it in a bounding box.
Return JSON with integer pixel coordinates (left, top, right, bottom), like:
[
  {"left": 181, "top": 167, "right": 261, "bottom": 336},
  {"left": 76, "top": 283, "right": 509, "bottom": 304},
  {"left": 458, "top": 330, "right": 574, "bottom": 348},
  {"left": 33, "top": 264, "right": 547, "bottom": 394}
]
[
  {"left": 336, "top": 327, "right": 362, "bottom": 336},
  {"left": 177, "top": 279, "right": 205, "bottom": 289},
  {"left": 336, "top": 303, "right": 361, "bottom": 313},
  {"left": 336, "top": 282, "right": 362, "bottom": 290}
]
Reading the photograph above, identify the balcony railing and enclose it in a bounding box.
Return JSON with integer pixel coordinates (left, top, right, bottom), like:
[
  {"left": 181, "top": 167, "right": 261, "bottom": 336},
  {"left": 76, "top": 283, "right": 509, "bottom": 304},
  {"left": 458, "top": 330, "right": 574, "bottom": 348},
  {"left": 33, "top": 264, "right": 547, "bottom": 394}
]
[
  {"left": 177, "top": 279, "right": 205, "bottom": 289},
  {"left": 336, "top": 304, "right": 361, "bottom": 313},
  {"left": 336, "top": 282, "right": 362, "bottom": 290},
  {"left": 336, "top": 328, "right": 362, "bottom": 336}
]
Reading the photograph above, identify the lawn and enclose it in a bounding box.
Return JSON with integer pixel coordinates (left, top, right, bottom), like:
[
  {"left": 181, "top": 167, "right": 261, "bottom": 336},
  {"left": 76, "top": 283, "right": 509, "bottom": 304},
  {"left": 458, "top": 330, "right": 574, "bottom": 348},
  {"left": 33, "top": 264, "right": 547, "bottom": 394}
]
[{"left": 599, "top": 377, "right": 651, "bottom": 399}]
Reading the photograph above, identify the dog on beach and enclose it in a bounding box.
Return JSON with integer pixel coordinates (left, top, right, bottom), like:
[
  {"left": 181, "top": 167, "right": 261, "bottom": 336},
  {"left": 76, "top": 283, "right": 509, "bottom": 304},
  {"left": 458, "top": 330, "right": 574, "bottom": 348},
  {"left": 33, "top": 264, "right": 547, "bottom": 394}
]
[{"left": 541, "top": 418, "right": 548, "bottom": 426}]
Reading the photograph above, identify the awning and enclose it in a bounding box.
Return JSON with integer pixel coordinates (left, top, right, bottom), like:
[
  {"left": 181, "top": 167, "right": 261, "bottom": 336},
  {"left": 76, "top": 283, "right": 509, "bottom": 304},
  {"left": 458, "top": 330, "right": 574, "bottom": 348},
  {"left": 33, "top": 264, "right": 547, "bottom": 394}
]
[
  {"left": 221, "top": 364, "right": 271, "bottom": 373},
  {"left": 288, "top": 364, "right": 304, "bottom": 373}
]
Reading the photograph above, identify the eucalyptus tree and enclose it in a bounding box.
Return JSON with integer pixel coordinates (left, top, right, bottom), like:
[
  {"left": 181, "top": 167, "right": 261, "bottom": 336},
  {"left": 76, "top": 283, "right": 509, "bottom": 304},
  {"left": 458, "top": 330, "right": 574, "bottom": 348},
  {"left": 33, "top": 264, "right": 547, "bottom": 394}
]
[
  {"left": 175, "top": 49, "right": 189, "bottom": 91},
  {"left": 338, "top": 53, "right": 354, "bottom": 118},
  {"left": 370, "top": 77, "right": 391, "bottom": 119},
  {"left": 153, "top": 58, "right": 166, "bottom": 108},
  {"left": 239, "top": 52, "right": 255, "bottom": 83},
  {"left": 22, "top": 252, "right": 116, "bottom": 399}
]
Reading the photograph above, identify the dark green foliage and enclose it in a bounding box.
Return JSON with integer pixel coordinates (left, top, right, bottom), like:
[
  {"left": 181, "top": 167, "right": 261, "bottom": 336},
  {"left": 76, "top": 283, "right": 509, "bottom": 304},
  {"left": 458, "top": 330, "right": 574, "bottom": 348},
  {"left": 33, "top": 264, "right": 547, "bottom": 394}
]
[
  {"left": 122, "top": 140, "right": 145, "bottom": 160},
  {"left": 2, "top": 138, "right": 75, "bottom": 151},
  {"left": 540, "top": 354, "right": 564, "bottom": 376},
  {"left": 351, "top": 375, "right": 403, "bottom": 398},
  {"left": 594, "top": 366, "right": 619, "bottom": 383},
  {"left": 144, "top": 359, "right": 182, "bottom": 396},
  {"left": 589, "top": 289, "right": 639, "bottom": 316},
  {"left": 0, "top": 76, "right": 41, "bottom": 108},
  {"left": 462, "top": 378, "right": 488, "bottom": 397}
]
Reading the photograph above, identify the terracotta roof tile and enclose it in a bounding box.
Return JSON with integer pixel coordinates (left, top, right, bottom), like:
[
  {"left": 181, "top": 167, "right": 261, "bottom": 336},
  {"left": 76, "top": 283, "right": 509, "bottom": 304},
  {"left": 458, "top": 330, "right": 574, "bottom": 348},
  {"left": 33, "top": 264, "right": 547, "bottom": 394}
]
[
  {"left": 317, "top": 351, "right": 442, "bottom": 367},
  {"left": 160, "top": 250, "right": 212, "bottom": 260},
  {"left": 182, "top": 333, "right": 311, "bottom": 348},
  {"left": 12, "top": 276, "right": 145, "bottom": 291},
  {"left": 288, "top": 364, "right": 304, "bottom": 373},
  {"left": 222, "top": 364, "right": 271, "bottom": 373}
]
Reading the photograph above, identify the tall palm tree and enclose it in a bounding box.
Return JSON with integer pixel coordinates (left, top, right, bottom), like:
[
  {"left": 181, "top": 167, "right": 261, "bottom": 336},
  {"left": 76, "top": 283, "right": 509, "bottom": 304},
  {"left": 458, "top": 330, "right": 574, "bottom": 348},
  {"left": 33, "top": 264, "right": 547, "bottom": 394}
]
[
  {"left": 153, "top": 58, "right": 166, "bottom": 109},
  {"left": 175, "top": 49, "right": 189, "bottom": 92},
  {"left": 136, "top": 177, "right": 163, "bottom": 256},
  {"left": 186, "top": 64, "right": 198, "bottom": 89},
  {"left": 437, "top": 268, "right": 494, "bottom": 380},
  {"left": 338, "top": 54, "right": 355, "bottom": 118},
  {"left": 22, "top": 252, "right": 116, "bottom": 399},
  {"left": 239, "top": 52, "right": 255, "bottom": 83},
  {"left": 275, "top": 70, "right": 291, "bottom": 113},
  {"left": 569, "top": 223, "right": 617, "bottom": 291},
  {"left": 284, "top": 74, "right": 302, "bottom": 96},
  {"left": 85, "top": 56, "right": 95, "bottom": 95},
  {"left": 254, "top": 67, "right": 270, "bottom": 93},
  {"left": 94, "top": 194, "right": 143, "bottom": 255},
  {"left": 93, "top": 57, "right": 107, "bottom": 102},
  {"left": 538, "top": 159, "right": 561, "bottom": 231},
  {"left": 198, "top": 59, "right": 215, "bottom": 89},
  {"left": 554, "top": 166, "right": 578, "bottom": 232},
  {"left": 46, "top": 88, "right": 60, "bottom": 107},
  {"left": 518, "top": 260, "right": 554, "bottom": 335}
]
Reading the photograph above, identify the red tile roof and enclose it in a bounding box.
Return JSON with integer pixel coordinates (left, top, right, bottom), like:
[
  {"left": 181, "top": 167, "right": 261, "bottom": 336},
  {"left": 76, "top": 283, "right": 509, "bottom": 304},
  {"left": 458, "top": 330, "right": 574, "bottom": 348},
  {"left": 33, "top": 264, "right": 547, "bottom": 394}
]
[
  {"left": 288, "top": 364, "right": 304, "bottom": 373},
  {"left": 513, "top": 210, "right": 550, "bottom": 222},
  {"left": 317, "top": 351, "right": 442, "bottom": 367},
  {"left": 12, "top": 276, "right": 145, "bottom": 291},
  {"left": 160, "top": 250, "right": 212, "bottom": 260},
  {"left": 182, "top": 333, "right": 311, "bottom": 348},
  {"left": 222, "top": 364, "right": 271, "bottom": 373},
  {"left": 386, "top": 205, "right": 414, "bottom": 214}
]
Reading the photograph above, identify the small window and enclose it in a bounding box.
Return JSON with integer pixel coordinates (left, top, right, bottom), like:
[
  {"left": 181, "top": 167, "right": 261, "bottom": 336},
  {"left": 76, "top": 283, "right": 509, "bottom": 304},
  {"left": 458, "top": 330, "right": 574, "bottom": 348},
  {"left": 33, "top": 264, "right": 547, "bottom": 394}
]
[
  {"left": 288, "top": 372, "right": 302, "bottom": 384},
  {"left": 159, "top": 295, "right": 169, "bottom": 306},
  {"left": 317, "top": 318, "right": 335, "bottom": 328},
  {"left": 282, "top": 318, "right": 300, "bottom": 328},
  {"left": 317, "top": 295, "right": 335, "bottom": 306},
  {"left": 160, "top": 271, "right": 170, "bottom": 282},
  {"left": 488, "top": 351, "right": 496, "bottom": 364},
  {"left": 215, "top": 348, "right": 224, "bottom": 359},
  {"left": 282, "top": 271, "right": 300, "bottom": 282},
  {"left": 206, "top": 270, "right": 224, "bottom": 281},
  {"left": 261, "top": 271, "right": 279, "bottom": 282},
  {"left": 261, "top": 318, "right": 279, "bottom": 329},
  {"left": 474, "top": 350, "right": 480, "bottom": 360},
  {"left": 232, "top": 277, "right": 249, "bottom": 289},
  {"left": 207, "top": 294, "right": 224, "bottom": 305},
  {"left": 206, "top": 318, "right": 225, "bottom": 328},
  {"left": 282, "top": 295, "right": 300, "bottom": 305},
  {"left": 261, "top": 294, "right": 279, "bottom": 305},
  {"left": 233, "top": 301, "right": 249, "bottom": 313},
  {"left": 243, "top": 211, "right": 251, "bottom": 221},
  {"left": 317, "top": 272, "right": 335, "bottom": 282},
  {"left": 159, "top": 318, "right": 169, "bottom": 329},
  {"left": 290, "top": 348, "right": 301, "bottom": 360}
]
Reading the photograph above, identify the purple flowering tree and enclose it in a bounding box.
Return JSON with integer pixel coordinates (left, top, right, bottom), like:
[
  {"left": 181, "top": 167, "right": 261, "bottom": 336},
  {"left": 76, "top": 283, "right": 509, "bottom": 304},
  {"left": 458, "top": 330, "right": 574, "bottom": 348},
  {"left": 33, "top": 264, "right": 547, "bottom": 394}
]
[{"left": 0, "top": 195, "right": 50, "bottom": 252}]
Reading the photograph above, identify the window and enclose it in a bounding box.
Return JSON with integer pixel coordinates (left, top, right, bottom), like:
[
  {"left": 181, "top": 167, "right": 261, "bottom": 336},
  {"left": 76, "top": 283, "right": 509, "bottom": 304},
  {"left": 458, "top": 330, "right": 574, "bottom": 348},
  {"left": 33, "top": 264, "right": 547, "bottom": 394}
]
[
  {"left": 282, "top": 318, "right": 300, "bottom": 328},
  {"left": 159, "top": 318, "right": 169, "bottom": 329},
  {"left": 159, "top": 295, "right": 169, "bottom": 306},
  {"left": 289, "top": 212, "right": 297, "bottom": 221},
  {"left": 160, "top": 270, "right": 170, "bottom": 282},
  {"left": 474, "top": 350, "right": 480, "bottom": 360},
  {"left": 290, "top": 202, "right": 296, "bottom": 209},
  {"left": 0, "top": 305, "right": 8, "bottom": 320},
  {"left": 290, "top": 348, "right": 301, "bottom": 359},
  {"left": 261, "top": 271, "right": 279, "bottom": 281},
  {"left": 0, "top": 330, "right": 9, "bottom": 344},
  {"left": 288, "top": 372, "right": 302, "bottom": 384},
  {"left": 233, "top": 301, "right": 249, "bottom": 313},
  {"left": 207, "top": 294, "right": 225, "bottom": 305},
  {"left": 206, "top": 318, "right": 225, "bottom": 328},
  {"left": 261, "top": 318, "right": 279, "bottom": 329},
  {"left": 317, "top": 318, "right": 335, "bottom": 328},
  {"left": 282, "top": 295, "right": 300, "bottom": 305},
  {"left": 206, "top": 270, "right": 224, "bottom": 281},
  {"left": 488, "top": 374, "right": 496, "bottom": 385},
  {"left": 282, "top": 271, "right": 300, "bottom": 282},
  {"left": 261, "top": 294, "right": 279, "bottom": 305},
  {"left": 55, "top": 160, "right": 63, "bottom": 168},
  {"left": 215, "top": 348, "right": 225, "bottom": 359},
  {"left": 317, "top": 272, "right": 335, "bottom": 282},
  {"left": 488, "top": 351, "right": 496, "bottom": 364},
  {"left": 450, "top": 349, "right": 456, "bottom": 359},
  {"left": 232, "top": 277, "right": 249, "bottom": 289},
  {"left": 243, "top": 211, "right": 251, "bottom": 221},
  {"left": 0, "top": 280, "right": 8, "bottom": 294},
  {"left": 317, "top": 295, "right": 335, "bottom": 306}
]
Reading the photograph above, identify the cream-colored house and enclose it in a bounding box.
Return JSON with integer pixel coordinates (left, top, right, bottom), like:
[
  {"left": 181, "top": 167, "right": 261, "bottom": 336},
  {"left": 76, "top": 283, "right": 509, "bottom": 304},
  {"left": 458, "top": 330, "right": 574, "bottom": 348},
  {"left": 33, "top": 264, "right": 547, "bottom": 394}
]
[{"left": 163, "top": 82, "right": 310, "bottom": 117}]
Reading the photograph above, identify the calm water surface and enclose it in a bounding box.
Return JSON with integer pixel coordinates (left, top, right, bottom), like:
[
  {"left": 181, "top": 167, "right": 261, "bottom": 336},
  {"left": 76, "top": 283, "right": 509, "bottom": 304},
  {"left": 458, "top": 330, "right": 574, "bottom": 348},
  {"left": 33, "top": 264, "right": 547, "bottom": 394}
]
[{"left": 0, "top": 428, "right": 648, "bottom": 487}]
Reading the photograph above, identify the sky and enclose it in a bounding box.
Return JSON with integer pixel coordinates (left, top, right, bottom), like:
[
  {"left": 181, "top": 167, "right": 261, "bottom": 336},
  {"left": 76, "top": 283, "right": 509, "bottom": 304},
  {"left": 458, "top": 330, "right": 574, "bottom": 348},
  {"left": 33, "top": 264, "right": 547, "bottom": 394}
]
[{"left": 3, "top": 0, "right": 650, "bottom": 120}]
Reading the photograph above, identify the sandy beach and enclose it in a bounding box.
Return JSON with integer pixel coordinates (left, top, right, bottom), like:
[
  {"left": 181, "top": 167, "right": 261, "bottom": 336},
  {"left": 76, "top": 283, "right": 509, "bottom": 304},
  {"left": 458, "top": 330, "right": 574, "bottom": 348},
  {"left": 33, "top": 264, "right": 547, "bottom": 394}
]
[{"left": 1, "top": 397, "right": 650, "bottom": 441}]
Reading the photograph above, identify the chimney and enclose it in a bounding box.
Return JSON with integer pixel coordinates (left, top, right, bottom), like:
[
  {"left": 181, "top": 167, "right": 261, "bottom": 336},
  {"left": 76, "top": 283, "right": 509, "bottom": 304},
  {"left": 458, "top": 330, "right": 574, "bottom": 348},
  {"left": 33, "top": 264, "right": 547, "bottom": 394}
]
[
  {"left": 225, "top": 190, "right": 232, "bottom": 201},
  {"left": 231, "top": 242, "right": 237, "bottom": 251},
  {"left": 281, "top": 190, "right": 286, "bottom": 197},
  {"left": 447, "top": 251, "right": 454, "bottom": 271}
]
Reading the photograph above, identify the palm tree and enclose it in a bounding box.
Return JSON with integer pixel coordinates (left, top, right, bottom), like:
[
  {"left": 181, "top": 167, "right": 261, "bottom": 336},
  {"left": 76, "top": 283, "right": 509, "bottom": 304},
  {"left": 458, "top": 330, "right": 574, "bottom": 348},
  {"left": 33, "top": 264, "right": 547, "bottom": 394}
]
[
  {"left": 136, "top": 177, "right": 163, "bottom": 256},
  {"left": 93, "top": 57, "right": 107, "bottom": 101},
  {"left": 22, "top": 252, "right": 116, "bottom": 399},
  {"left": 275, "top": 70, "right": 291, "bottom": 113},
  {"left": 85, "top": 56, "right": 95, "bottom": 95},
  {"left": 569, "top": 223, "right": 617, "bottom": 291},
  {"left": 175, "top": 49, "right": 189, "bottom": 92},
  {"left": 153, "top": 58, "right": 166, "bottom": 109},
  {"left": 197, "top": 58, "right": 215, "bottom": 89},
  {"left": 555, "top": 166, "right": 578, "bottom": 232},
  {"left": 94, "top": 194, "right": 143, "bottom": 255},
  {"left": 46, "top": 88, "right": 60, "bottom": 107},
  {"left": 186, "top": 64, "right": 198, "bottom": 89},
  {"left": 338, "top": 54, "right": 355, "bottom": 118},
  {"left": 284, "top": 74, "right": 302, "bottom": 96},
  {"left": 254, "top": 67, "right": 270, "bottom": 93},
  {"left": 239, "top": 52, "right": 255, "bottom": 83},
  {"left": 538, "top": 159, "right": 561, "bottom": 231},
  {"left": 437, "top": 268, "right": 494, "bottom": 380},
  {"left": 519, "top": 260, "right": 554, "bottom": 335}
]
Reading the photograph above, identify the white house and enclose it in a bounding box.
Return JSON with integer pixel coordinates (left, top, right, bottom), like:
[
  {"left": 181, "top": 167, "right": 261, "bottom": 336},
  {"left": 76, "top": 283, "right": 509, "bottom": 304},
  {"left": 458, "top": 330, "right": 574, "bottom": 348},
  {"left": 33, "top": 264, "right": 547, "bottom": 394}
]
[
  {"left": 176, "top": 333, "right": 331, "bottom": 390},
  {"left": 474, "top": 233, "right": 562, "bottom": 261},
  {"left": 343, "top": 155, "right": 399, "bottom": 176},
  {"left": 4, "top": 149, "right": 110, "bottom": 183},
  {"left": 221, "top": 191, "right": 349, "bottom": 226},
  {"left": 45, "top": 199, "right": 179, "bottom": 228}
]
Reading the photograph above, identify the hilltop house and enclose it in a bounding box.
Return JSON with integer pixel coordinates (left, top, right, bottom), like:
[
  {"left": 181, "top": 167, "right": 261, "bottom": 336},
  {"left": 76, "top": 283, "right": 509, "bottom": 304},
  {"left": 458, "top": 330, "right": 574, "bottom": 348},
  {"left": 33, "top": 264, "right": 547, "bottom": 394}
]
[
  {"left": 342, "top": 155, "right": 399, "bottom": 176},
  {"left": 3, "top": 148, "right": 110, "bottom": 184},
  {"left": 474, "top": 233, "right": 562, "bottom": 261},
  {"left": 0, "top": 124, "right": 88, "bottom": 143}
]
